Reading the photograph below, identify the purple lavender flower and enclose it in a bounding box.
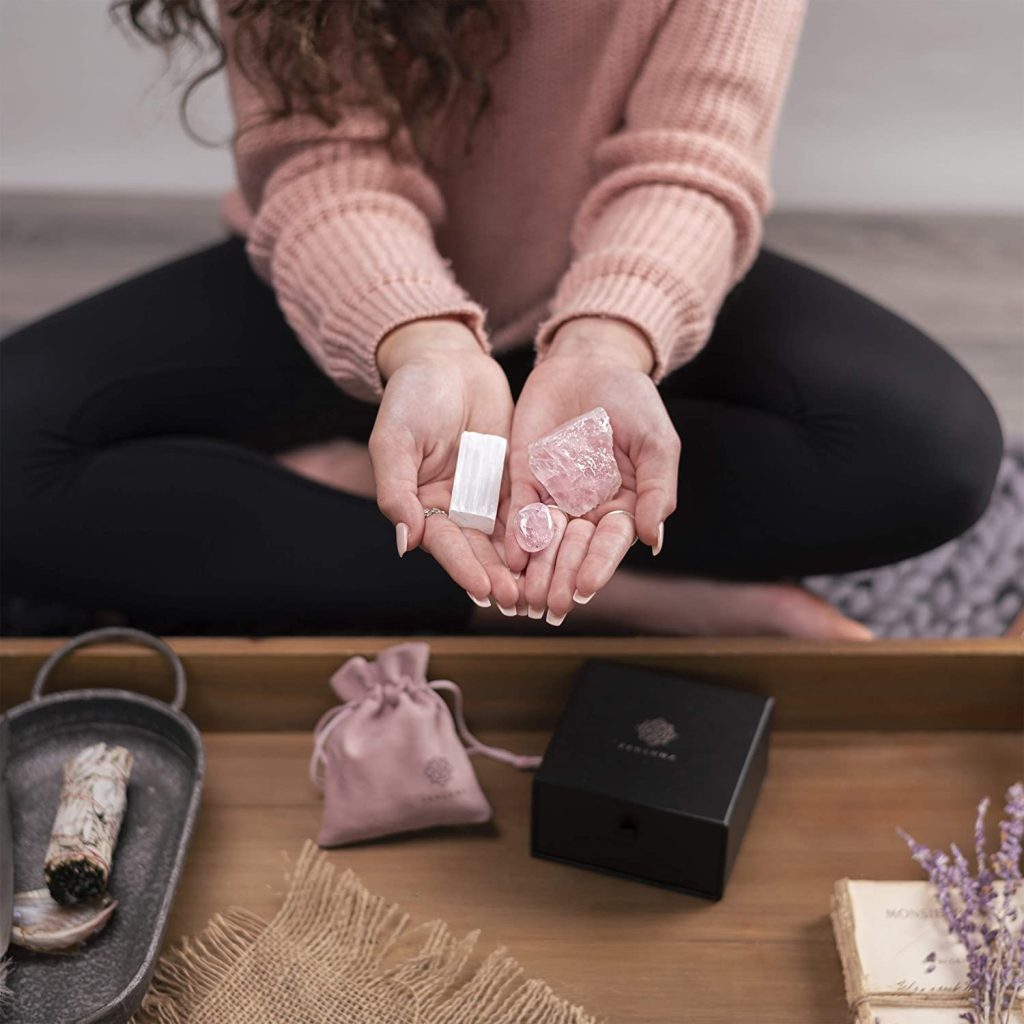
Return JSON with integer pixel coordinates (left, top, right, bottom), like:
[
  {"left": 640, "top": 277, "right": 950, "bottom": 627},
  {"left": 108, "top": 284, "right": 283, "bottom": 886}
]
[{"left": 900, "top": 783, "right": 1023, "bottom": 1024}]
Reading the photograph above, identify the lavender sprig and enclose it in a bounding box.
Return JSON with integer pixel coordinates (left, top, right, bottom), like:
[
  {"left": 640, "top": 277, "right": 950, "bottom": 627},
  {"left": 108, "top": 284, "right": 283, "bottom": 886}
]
[{"left": 899, "top": 783, "right": 1024, "bottom": 1024}]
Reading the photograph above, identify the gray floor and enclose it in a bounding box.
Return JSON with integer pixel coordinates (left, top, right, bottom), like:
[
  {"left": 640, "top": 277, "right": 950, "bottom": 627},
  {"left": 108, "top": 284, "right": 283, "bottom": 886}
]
[{"left": 1, "top": 193, "right": 1022, "bottom": 434}]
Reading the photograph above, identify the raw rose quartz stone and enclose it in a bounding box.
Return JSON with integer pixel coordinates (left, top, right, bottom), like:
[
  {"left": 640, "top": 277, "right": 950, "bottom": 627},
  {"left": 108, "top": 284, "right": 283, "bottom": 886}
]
[
  {"left": 527, "top": 407, "right": 621, "bottom": 517},
  {"left": 512, "top": 502, "right": 556, "bottom": 553}
]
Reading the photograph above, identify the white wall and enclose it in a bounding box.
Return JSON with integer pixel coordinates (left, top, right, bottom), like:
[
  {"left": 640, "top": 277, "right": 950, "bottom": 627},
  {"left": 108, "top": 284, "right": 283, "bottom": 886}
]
[
  {"left": 1, "top": 0, "right": 1022, "bottom": 210},
  {"left": 1, "top": 0, "right": 234, "bottom": 194},
  {"left": 774, "top": 0, "right": 1024, "bottom": 209}
]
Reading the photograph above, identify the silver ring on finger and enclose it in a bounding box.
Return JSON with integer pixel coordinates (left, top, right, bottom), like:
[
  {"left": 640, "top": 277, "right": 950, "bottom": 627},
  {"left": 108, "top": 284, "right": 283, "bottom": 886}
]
[
  {"left": 600, "top": 508, "right": 639, "bottom": 547},
  {"left": 423, "top": 507, "right": 449, "bottom": 519}
]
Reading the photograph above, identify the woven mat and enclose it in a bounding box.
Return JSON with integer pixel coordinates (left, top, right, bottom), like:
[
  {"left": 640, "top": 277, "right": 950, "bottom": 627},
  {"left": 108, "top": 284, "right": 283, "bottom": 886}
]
[
  {"left": 130, "top": 842, "right": 596, "bottom": 1024},
  {"left": 808, "top": 439, "right": 1024, "bottom": 637}
]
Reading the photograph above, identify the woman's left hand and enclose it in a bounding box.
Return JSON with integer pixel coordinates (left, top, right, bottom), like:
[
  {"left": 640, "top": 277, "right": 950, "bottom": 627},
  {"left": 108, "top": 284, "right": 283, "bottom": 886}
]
[{"left": 506, "top": 317, "right": 681, "bottom": 621}]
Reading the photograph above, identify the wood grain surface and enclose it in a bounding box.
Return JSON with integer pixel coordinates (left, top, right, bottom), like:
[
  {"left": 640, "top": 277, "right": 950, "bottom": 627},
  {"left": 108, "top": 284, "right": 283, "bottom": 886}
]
[
  {"left": 165, "top": 729, "right": 1022, "bottom": 1024},
  {"left": 2, "top": 636, "right": 1021, "bottom": 731}
]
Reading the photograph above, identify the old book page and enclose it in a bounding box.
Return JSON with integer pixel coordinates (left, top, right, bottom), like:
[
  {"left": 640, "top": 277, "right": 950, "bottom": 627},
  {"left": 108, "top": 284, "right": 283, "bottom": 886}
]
[
  {"left": 846, "top": 880, "right": 967, "bottom": 997},
  {"left": 833, "top": 878, "right": 1023, "bottom": 1018}
]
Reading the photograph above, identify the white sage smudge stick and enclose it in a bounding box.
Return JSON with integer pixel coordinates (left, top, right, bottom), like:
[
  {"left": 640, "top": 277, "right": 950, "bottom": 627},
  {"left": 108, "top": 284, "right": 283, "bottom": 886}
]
[{"left": 44, "top": 743, "right": 133, "bottom": 905}]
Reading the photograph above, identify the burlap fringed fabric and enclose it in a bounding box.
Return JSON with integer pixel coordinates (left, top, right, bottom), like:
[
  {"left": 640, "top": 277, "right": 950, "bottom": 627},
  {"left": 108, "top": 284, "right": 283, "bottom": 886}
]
[{"left": 132, "top": 842, "right": 597, "bottom": 1024}]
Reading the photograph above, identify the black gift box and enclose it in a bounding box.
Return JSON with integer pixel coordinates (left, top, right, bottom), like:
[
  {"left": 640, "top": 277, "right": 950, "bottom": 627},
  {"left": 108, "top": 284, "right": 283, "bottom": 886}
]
[{"left": 531, "top": 660, "right": 773, "bottom": 900}]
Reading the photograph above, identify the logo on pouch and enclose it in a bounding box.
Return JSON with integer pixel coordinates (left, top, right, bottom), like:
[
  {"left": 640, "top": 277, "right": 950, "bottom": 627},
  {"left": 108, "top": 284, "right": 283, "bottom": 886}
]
[
  {"left": 423, "top": 756, "right": 454, "bottom": 786},
  {"left": 635, "top": 718, "right": 678, "bottom": 747}
]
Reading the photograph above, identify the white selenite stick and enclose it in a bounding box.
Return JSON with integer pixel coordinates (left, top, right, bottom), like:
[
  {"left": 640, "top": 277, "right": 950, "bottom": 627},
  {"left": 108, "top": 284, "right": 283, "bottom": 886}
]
[{"left": 449, "top": 431, "right": 507, "bottom": 534}]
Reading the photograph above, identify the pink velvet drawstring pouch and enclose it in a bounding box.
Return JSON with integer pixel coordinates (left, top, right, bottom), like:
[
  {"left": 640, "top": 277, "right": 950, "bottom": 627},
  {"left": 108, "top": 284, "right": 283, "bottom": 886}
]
[{"left": 310, "top": 642, "right": 541, "bottom": 846}]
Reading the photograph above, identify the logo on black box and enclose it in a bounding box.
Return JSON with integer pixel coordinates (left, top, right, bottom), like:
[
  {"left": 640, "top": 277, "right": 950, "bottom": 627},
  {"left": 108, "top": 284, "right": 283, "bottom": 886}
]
[
  {"left": 616, "top": 717, "right": 678, "bottom": 761},
  {"left": 636, "top": 718, "right": 678, "bottom": 747}
]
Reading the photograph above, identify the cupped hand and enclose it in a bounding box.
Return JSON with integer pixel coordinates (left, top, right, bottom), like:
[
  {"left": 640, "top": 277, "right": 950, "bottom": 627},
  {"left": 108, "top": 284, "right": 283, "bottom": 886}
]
[
  {"left": 369, "top": 317, "right": 519, "bottom": 610},
  {"left": 506, "top": 317, "right": 680, "bottom": 622}
]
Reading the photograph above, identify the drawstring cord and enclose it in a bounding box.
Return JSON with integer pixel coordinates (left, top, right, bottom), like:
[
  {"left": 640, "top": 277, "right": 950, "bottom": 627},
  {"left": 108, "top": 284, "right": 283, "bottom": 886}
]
[
  {"left": 309, "top": 676, "right": 541, "bottom": 790},
  {"left": 310, "top": 703, "right": 355, "bottom": 790},
  {"left": 429, "top": 680, "right": 542, "bottom": 771}
]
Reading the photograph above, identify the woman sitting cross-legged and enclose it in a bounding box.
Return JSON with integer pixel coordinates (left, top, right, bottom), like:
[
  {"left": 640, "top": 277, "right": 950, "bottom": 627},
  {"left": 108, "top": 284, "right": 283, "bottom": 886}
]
[{"left": 0, "top": 0, "right": 1003, "bottom": 637}]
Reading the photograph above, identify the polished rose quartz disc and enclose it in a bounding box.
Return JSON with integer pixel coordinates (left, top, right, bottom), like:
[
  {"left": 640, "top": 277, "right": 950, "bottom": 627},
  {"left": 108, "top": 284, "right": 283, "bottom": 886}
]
[{"left": 512, "top": 502, "right": 556, "bottom": 553}]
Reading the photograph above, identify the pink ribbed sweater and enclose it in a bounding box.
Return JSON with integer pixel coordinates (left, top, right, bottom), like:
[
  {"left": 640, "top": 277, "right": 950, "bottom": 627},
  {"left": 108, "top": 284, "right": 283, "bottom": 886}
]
[{"left": 220, "top": 0, "right": 804, "bottom": 402}]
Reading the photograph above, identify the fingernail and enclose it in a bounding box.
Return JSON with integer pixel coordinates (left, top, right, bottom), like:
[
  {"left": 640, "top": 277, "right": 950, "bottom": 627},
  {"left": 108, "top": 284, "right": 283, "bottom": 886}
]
[
  {"left": 652, "top": 521, "right": 664, "bottom": 557},
  {"left": 546, "top": 609, "right": 567, "bottom": 627},
  {"left": 511, "top": 570, "right": 521, "bottom": 580},
  {"left": 396, "top": 522, "right": 408, "bottom": 558},
  {"left": 467, "top": 592, "right": 491, "bottom": 608},
  {"left": 496, "top": 603, "right": 517, "bottom": 617},
  {"left": 527, "top": 606, "right": 544, "bottom": 620},
  {"left": 572, "top": 590, "right": 594, "bottom": 605}
]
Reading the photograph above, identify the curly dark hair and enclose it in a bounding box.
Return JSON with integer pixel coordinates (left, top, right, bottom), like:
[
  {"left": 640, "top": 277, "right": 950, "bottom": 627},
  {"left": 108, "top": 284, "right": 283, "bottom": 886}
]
[{"left": 113, "top": 0, "right": 519, "bottom": 163}]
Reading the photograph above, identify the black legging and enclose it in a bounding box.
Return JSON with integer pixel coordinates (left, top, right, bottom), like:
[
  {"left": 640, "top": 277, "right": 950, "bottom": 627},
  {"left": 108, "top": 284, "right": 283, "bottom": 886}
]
[{"left": 0, "top": 237, "right": 1003, "bottom": 633}]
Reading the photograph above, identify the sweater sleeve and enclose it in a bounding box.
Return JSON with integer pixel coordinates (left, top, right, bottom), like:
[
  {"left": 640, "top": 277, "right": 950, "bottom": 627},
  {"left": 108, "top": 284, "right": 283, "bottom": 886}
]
[
  {"left": 535, "top": 1, "right": 805, "bottom": 380},
  {"left": 221, "top": 6, "right": 489, "bottom": 402}
]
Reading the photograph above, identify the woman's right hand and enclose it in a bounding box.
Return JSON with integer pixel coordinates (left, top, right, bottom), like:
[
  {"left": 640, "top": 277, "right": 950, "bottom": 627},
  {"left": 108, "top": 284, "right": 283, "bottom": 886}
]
[{"left": 369, "top": 317, "right": 519, "bottom": 611}]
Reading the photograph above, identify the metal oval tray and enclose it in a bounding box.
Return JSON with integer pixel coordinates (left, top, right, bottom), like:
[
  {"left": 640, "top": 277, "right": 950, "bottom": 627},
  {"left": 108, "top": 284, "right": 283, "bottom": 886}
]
[{"left": 2, "top": 629, "right": 204, "bottom": 1024}]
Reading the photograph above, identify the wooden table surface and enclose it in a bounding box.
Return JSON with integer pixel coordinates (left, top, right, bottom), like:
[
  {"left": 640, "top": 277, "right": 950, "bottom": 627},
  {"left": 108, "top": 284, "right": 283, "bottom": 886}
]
[
  {"left": 4, "top": 636, "right": 1022, "bottom": 730},
  {"left": 168, "top": 728, "right": 1022, "bottom": 1024},
  {"left": 4, "top": 635, "right": 1020, "bottom": 1018}
]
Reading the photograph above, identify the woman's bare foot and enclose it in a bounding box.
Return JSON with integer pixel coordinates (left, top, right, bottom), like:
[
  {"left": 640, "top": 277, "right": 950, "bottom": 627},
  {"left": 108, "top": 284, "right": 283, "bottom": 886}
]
[
  {"left": 275, "top": 438, "right": 376, "bottom": 498},
  {"left": 474, "top": 568, "right": 873, "bottom": 639}
]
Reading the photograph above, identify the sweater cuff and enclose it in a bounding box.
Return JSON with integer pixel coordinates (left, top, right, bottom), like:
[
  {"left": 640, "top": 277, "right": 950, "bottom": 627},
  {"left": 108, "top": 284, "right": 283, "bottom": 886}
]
[
  {"left": 322, "top": 275, "right": 490, "bottom": 401},
  {"left": 248, "top": 188, "right": 490, "bottom": 401},
  {"left": 534, "top": 258, "right": 712, "bottom": 383}
]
